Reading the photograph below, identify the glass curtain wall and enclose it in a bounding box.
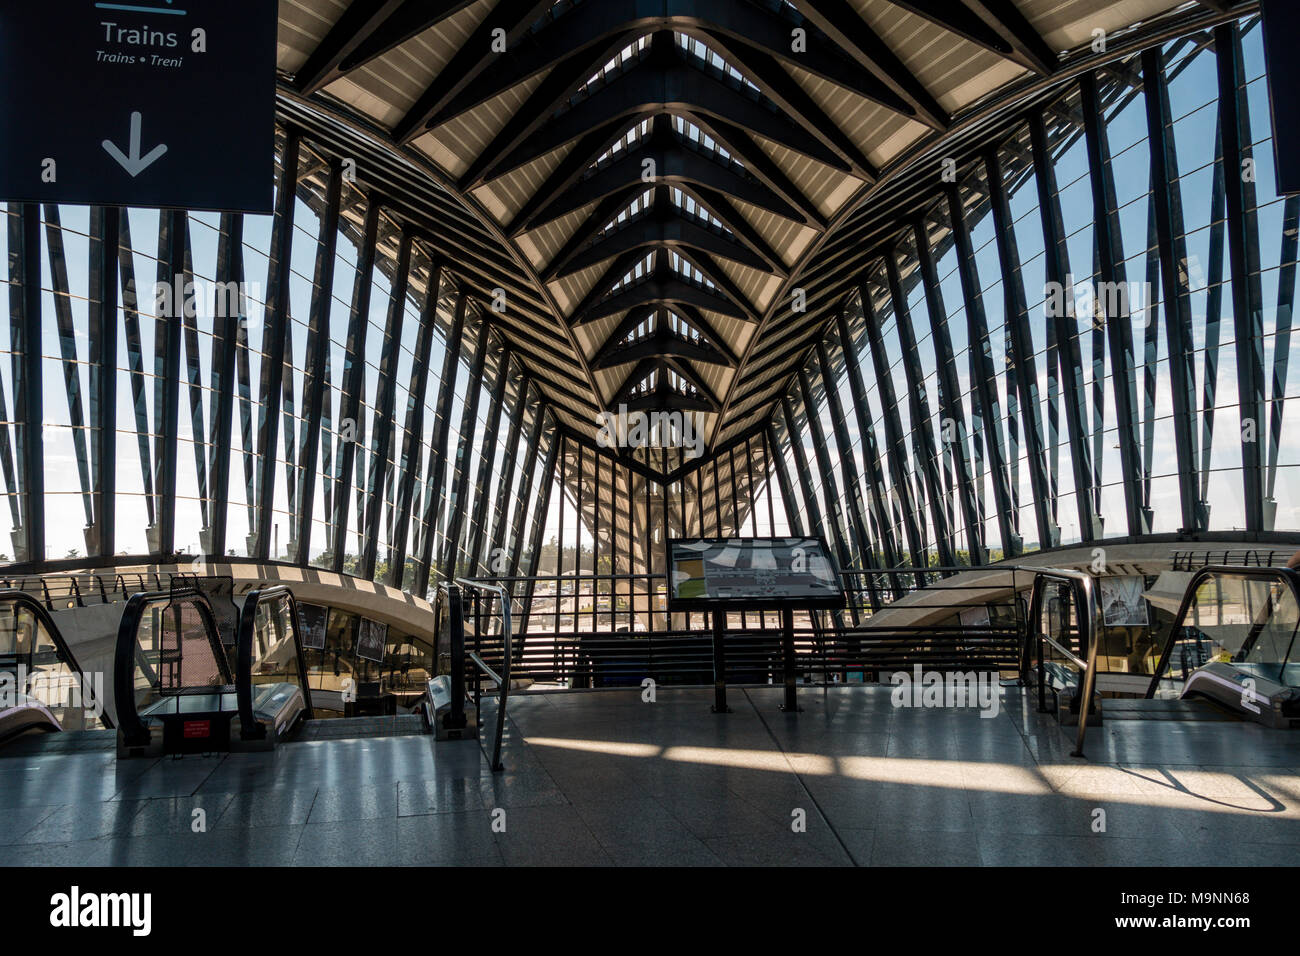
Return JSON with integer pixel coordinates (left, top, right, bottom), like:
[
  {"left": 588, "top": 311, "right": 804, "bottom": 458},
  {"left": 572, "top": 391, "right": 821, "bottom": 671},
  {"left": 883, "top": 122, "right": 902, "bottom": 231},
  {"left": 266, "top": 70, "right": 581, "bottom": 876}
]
[
  {"left": 0, "top": 129, "right": 549, "bottom": 600},
  {"left": 773, "top": 15, "right": 1298, "bottom": 572}
]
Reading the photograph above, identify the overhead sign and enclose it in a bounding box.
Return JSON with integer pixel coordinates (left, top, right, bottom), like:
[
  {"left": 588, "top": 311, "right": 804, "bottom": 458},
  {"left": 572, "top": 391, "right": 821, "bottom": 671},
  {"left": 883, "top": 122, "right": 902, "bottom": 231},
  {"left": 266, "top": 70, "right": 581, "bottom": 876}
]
[
  {"left": 1260, "top": 0, "right": 1300, "bottom": 195},
  {"left": 666, "top": 536, "right": 846, "bottom": 611},
  {"left": 0, "top": 0, "right": 276, "bottom": 212}
]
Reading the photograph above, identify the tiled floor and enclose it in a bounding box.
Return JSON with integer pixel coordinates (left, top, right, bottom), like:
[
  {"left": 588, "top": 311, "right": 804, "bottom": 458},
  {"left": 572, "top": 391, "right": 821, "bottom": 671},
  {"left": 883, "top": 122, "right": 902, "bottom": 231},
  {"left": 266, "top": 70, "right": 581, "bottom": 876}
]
[{"left": 2, "top": 685, "right": 1298, "bottom": 866}]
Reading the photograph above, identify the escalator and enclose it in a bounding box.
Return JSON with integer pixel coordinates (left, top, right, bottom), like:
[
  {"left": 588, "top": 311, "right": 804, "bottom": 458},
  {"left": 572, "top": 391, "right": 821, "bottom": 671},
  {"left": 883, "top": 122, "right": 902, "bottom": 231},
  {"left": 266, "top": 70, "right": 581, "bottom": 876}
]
[
  {"left": 13, "top": 573, "right": 465, "bottom": 757},
  {"left": 236, "top": 585, "right": 314, "bottom": 746},
  {"left": 1024, "top": 566, "right": 1300, "bottom": 757},
  {"left": 0, "top": 590, "right": 111, "bottom": 744},
  {"left": 1144, "top": 566, "right": 1300, "bottom": 729},
  {"left": 115, "top": 581, "right": 314, "bottom": 757}
]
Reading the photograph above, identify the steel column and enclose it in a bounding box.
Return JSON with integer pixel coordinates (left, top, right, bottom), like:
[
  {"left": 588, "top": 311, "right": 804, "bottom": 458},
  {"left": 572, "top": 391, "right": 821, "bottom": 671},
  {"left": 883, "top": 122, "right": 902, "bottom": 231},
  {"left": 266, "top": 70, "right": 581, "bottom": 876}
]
[
  {"left": 414, "top": 289, "right": 468, "bottom": 590},
  {"left": 253, "top": 132, "right": 300, "bottom": 560},
  {"left": 464, "top": 350, "right": 510, "bottom": 574},
  {"left": 1142, "top": 47, "right": 1206, "bottom": 534},
  {"left": 293, "top": 161, "right": 344, "bottom": 566},
  {"left": 1079, "top": 72, "right": 1151, "bottom": 537},
  {"left": 153, "top": 210, "right": 185, "bottom": 557},
  {"left": 440, "top": 319, "right": 492, "bottom": 580},
  {"left": 883, "top": 253, "right": 957, "bottom": 565},
  {"left": 944, "top": 185, "right": 1020, "bottom": 557},
  {"left": 834, "top": 310, "right": 904, "bottom": 577},
  {"left": 858, "top": 282, "right": 928, "bottom": 571},
  {"left": 329, "top": 198, "right": 380, "bottom": 571},
  {"left": 1216, "top": 23, "right": 1268, "bottom": 532},
  {"left": 388, "top": 256, "right": 445, "bottom": 589},
  {"left": 360, "top": 230, "right": 414, "bottom": 578},
  {"left": 1029, "top": 111, "right": 1103, "bottom": 541},
  {"left": 89, "top": 206, "right": 119, "bottom": 559},
  {"left": 985, "top": 147, "right": 1059, "bottom": 551},
  {"left": 13, "top": 206, "right": 43, "bottom": 563}
]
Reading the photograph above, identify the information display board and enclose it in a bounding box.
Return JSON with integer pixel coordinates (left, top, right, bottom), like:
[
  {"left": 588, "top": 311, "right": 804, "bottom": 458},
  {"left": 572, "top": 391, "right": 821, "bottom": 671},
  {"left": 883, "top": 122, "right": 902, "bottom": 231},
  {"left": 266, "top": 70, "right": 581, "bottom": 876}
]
[
  {"left": 356, "top": 618, "right": 387, "bottom": 664},
  {"left": 298, "top": 603, "right": 328, "bottom": 651},
  {"left": 666, "top": 536, "right": 845, "bottom": 611}
]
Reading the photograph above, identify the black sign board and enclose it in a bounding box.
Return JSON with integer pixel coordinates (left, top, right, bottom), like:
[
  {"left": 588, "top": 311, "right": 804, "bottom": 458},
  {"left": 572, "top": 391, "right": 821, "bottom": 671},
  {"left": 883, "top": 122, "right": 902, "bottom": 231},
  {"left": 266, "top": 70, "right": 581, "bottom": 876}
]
[
  {"left": 666, "top": 536, "right": 846, "bottom": 612},
  {"left": 356, "top": 618, "right": 387, "bottom": 664},
  {"left": 1261, "top": 0, "right": 1300, "bottom": 196},
  {"left": 0, "top": 0, "right": 276, "bottom": 211},
  {"left": 298, "top": 603, "right": 328, "bottom": 652}
]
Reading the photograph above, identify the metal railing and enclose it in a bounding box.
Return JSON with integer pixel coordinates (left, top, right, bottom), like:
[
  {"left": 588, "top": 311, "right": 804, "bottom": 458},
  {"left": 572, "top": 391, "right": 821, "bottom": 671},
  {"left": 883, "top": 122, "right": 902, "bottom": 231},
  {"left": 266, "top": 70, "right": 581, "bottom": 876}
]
[
  {"left": 452, "top": 568, "right": 1026, "bottom": 694},
  {"left": 456, "top": 578, "right": 514, "bottom": 772},
  {"left": 1172, "top": 549, "right": 1298, "bottom": 571},
  {"left": 0, "top": 569, "right": 218, "bottom": 614},
  {"left": 1024, "top": 569, "right": 1102, "bottom": 758}
]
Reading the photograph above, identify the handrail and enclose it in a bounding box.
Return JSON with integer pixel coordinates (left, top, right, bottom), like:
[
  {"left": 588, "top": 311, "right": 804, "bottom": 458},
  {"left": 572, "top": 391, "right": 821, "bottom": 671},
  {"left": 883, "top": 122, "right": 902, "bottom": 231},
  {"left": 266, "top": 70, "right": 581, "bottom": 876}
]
[
  {"left": 434, "top": 582, "right": 468, "bottom": 733},
  {"left": 1026, "top": 569, "right": 1101, "bottom": 758},
  {"left": 113, "top": 586, "right": 227, "bottom": 749},
  {"left": 456, "top": 577, "right": 513, "bottom": 772},
  {"left": 1144, "top": 565, "right": 1300, "bottom": 699},
  {"left": 236, "top": 584, "right": 315, "bottom": 741},
  {"left": 0, "top": 589, "right": 113, "bottom": 730}
]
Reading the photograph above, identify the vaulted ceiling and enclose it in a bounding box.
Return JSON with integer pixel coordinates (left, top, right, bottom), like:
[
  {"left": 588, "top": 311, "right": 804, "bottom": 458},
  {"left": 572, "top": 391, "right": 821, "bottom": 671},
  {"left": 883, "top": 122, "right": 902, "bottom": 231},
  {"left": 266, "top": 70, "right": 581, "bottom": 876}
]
[{"left": 276, "top": 0, "right": 1238, "bottom": 476}]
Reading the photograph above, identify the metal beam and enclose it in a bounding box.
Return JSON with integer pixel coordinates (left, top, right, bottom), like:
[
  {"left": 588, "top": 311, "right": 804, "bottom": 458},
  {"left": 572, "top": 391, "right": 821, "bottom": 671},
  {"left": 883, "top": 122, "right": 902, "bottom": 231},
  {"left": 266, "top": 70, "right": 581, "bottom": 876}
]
[
  {"left": 1079, "top": 71, "right": 1150, "bottom": 537},
  {"left": 779, "top": 395, "right": 829, "bottom": 549},
  {"left": 483, "top": 366, "right": 528, "bottom": 572},
  {"left": 388, "top": 256, "right": 444, "bottom": 590},
  {"left": 13, "top": 206, "right": 43, "bottom": 563},
  {"left": 329, "top": 197, "right": 380, "bottom": 571},
  {"left": 413, "top": 288, "right": 468, "bottom": 591},
  {"left": 944, "top": 185, "right": 1020, "bottom": 557},
  {"left": 834, "top": 310, "right": 904, "bottom": 577},
  {"left": 858, "top": 282, "right": 927, "bottom": 570},
  {"left": 440, "top": 320, "right": 492, "bottom": 580},
  {"left": 521, "top": 117, "right": 812, "bottom": 234},
  {"left": 787, "top": 0, "right": 949, "bottom": 130},
  {"left": 89, "top": 207, "right": 119, "bottom": 559},
  {"left": 457, "top": 34, "right": 635, "bottom": 189},
  {"left": 883, "top": 252, "right": 956, "bottom": 565},
  {"left": 253, "top": 133, "right": 300, "bottom": 560},
  {"left": 293, "top": 161, "right": 344, "bottom": 565},
  {"left": 765, "top": 420, "right": 804, "bottom": 537},
  {"left": 500, "top": 385, "right": 545, "bottom": 576},
  {"left": 1216, "top": 23, "right": 1267, "bottom": 531},
  {"left": 912, "top": 220, "right": 984, "bottom": 564},
  {"left": 360, "top": 230, "right": 414, "bottom": 578},
  {"left": 518, "top": 420, "right": 559, "bottom": 639},
  {"left": 1028, "top": 110, "right": 1102, "bottom": 542},
  {"left": 294, "top": 0, "right": 410, "bottom": 94},
  {"left": 1142, "top": 47, "right": 1206, "bottom": 534},
  {"left": 958, "top": 0, "right": 1059, "bottom": 76},
  {"left": 985, "top": 147, "right": 1059, "bottom": 551},
  {"left": 153, "top": 210, "right": 185, "bottom": 557},
  {"left": 392, "top": 0, "right": 558, "bottom": 143},
  {"left": 813, "top": 338, "right": 880, "bottom": 606}
]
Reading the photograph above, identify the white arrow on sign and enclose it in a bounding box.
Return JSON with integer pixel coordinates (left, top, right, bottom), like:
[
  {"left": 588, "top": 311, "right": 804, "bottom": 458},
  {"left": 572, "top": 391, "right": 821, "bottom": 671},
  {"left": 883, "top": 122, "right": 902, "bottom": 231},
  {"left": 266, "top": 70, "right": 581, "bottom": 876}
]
[{"left": 102, "top": 111, "right": 168, "bottom": 177}]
